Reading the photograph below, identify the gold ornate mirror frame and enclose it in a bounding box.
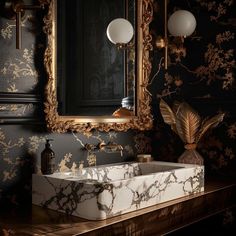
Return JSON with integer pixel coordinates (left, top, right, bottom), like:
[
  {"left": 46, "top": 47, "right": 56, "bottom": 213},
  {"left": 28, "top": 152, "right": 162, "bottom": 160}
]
[{"left": 42, "top": 0, "right": 153, "bottom": 133}]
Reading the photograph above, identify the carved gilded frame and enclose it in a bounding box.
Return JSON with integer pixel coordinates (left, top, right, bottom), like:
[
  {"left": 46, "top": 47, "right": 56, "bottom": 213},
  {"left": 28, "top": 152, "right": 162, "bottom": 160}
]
[{"left": 42, "top": 0, "right": 153, "bottom": 133}]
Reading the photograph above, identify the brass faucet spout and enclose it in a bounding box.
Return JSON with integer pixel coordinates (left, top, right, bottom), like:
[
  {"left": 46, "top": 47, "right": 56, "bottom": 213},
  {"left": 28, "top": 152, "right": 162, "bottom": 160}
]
[{"left": 84, "top": 142, "right": 123, "bottom": 156}]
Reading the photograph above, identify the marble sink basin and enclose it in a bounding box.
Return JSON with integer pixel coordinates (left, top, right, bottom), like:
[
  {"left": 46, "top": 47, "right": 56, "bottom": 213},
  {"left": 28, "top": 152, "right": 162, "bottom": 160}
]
[{"left": 32, "top": 161, "right": 204, "bottom": 220}]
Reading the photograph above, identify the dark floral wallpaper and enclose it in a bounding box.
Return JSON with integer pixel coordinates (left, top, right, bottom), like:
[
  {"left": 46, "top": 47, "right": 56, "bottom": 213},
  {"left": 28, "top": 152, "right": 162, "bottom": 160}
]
[
  {"left": 150, "top": 0, "right": 236, "bottom": 177},
  {"left": 0, "top": 0, "right": 235, "bottom": 216}
]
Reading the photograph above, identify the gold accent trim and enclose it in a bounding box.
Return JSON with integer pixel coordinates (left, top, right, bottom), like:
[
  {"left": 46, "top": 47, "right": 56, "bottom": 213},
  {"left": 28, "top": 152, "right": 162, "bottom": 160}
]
[{"left": 43, "top": 0, "right": 153, "bottom": 133}]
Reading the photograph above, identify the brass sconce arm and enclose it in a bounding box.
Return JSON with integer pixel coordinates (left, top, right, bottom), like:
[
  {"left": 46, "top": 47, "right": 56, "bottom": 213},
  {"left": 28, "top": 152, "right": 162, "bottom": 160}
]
[
  {"left": 0, "top": 0, "right": 46, "bottom": 49},
  {"left": 155, "top": 0, "right": 196, "bottom": 70},
  {"left": 115, "top": 41, "right": 134, "bottom": 50},
  {"left": 155, "top": 0, "right": 168, "bottom": 70}
]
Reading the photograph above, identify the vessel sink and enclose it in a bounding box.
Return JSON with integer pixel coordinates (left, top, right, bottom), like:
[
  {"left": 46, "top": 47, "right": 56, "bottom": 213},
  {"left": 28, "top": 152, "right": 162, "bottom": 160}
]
[{"left": 32, "top": 161, "right": 204, "bottom": 220}]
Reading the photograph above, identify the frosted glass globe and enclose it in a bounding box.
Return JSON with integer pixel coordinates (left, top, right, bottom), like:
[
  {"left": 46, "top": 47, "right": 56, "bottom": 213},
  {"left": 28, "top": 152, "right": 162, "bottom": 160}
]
[
  {"left": 167, "top": 10, "right": 196, "bottom": 37},
  {"left": 106, "top": 18, "right": 134, "bottom": 44}
]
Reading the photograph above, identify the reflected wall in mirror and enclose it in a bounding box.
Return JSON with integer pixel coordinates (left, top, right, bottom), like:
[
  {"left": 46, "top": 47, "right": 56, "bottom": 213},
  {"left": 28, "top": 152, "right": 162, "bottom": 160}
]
[
  {"left": 57, "top": 0, "right": 135, "bottom": 116},
  {"left": 43, "top": 0, "right": 153, "bottom": 133}
]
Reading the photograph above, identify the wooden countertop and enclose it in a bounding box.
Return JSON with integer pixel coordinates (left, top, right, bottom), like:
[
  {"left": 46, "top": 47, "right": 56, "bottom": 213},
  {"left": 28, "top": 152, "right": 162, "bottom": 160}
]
[{"left": 0, "top": 179, "right": 236, "bottom": 235}]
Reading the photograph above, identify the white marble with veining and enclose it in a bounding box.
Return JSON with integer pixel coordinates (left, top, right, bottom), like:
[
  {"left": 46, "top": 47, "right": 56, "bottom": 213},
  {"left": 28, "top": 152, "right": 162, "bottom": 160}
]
[{"left": 32, "top": 161, "right": 204, "bottom": 220}]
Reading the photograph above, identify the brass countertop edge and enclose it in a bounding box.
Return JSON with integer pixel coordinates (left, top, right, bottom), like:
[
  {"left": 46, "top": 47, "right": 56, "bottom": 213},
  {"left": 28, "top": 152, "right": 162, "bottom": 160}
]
[{"left": 44, "top": 181, "right": 236, "bottom": 235}]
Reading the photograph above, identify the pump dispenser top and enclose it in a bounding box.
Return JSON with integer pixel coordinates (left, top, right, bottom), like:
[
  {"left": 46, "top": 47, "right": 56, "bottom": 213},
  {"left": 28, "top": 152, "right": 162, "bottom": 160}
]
[{"left": 41, "top": 139, "right": 55, "bottom": 175}]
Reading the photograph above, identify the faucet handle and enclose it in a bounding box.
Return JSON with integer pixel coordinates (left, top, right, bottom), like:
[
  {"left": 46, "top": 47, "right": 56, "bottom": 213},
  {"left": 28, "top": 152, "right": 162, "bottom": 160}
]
[
  {"left": 98, "top": 142, "right": 106, "bottom": 151},
  {"left": 97, "top": 141, "right": 123, "bottom": 156},
  {"left": 84, "top": 143, "right": 96, "bottom": 151}
]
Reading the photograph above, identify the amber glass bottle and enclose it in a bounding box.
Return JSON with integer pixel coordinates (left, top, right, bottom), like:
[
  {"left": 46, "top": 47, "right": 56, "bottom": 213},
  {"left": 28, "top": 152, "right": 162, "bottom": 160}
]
[{"left": 41, "top": 139, "right": 55, "bottom": 175}]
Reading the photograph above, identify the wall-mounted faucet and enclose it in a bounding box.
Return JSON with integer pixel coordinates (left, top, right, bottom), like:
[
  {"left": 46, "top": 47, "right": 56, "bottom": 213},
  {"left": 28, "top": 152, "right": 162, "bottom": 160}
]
[{"left": 84, "top": 142, "right": 123, "bottom": 157}]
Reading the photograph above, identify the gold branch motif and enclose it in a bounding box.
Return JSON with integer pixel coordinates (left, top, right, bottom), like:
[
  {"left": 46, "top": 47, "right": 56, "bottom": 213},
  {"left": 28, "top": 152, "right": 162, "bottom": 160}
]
[
  {"left": 0, "top": 104, "right": 33, "bottom": 117},
  {"left": 195, "top": 31, "right": 234, "bottom": 90},
  {"left": 2, "top": 157, "right": 24, "bottom": 182},
  {"left": 134, "top": 132, "right": 152, "bottom": 154},
  {"left": 0, "top": 47, "right": 38, "bottom": 92},
  {"left": 0, "top": 129, "right": 25, "bottom": 156},
  {"left": 197, "top": 0, "right": 233, "bottom": 22},
  {"left": 1, "top": 15, "right": 31, "bottom": 39},
  {"left": 0, "top": 129, "right": 26, "bottom": 182},
  {"left": 28, "top": 136, "right": 46, "bottom": 154},
  {"left": 87, "top": 153, "right": 97, "bottom": 166},
  {"left": 58, "top": 153, "right": 76, "bottom": 172}
]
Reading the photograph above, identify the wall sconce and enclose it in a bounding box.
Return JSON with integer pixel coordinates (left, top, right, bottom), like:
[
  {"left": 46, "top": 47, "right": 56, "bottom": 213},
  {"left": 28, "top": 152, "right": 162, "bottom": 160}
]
[
  {"left": 106, "top": 18, "right": 134, "bottom": 50},
  {"left": 0, "top": 0, "right": 45, "bottom": 49},
  {"left": 106, "top": 18, "right": 135, "bottom": 117},
  {"left": 155, "top": 0, "right": 196, "bottom": 69}
]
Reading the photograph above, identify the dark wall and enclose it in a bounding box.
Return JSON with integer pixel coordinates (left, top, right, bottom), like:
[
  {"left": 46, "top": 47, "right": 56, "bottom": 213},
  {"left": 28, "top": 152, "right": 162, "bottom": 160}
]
[
  {"left": 151, "top": 0, "right": 236, "bottom": 177},
  {"left": 0, "top": 0, "right": 235, "bottom": 209}
]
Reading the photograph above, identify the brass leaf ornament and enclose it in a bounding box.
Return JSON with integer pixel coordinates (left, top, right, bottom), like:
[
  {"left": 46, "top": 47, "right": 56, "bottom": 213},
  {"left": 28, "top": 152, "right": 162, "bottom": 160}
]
[
  {"left": 196, "top": 113, "right": 225, "bottom": 143},
  {"left": 159, "top": 99, "right": 177, "bottom": 133},
  {"left": 159, "top": 99, "right": 225, "bottom": 165},
  {"left": 175, "top": 102, "right": 200, "bottom": 144}
]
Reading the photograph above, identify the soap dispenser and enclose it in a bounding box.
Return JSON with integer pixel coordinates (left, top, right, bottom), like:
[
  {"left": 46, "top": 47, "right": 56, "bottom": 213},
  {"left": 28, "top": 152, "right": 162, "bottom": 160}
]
[{"left": 41, "top": 139, "right": 55, "bottom": 175}]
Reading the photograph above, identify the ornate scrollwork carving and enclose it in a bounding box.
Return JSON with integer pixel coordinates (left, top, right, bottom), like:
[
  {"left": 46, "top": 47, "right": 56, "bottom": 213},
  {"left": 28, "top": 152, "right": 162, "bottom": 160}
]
[{"left": 43, "top": 0, "right": 153, "bottom": 133}]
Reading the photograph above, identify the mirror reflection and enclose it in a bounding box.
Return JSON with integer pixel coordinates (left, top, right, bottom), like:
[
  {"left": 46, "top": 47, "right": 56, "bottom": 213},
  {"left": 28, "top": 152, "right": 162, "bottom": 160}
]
[{"left": 56, "top": 0, "right": 136, "bottom": 117}]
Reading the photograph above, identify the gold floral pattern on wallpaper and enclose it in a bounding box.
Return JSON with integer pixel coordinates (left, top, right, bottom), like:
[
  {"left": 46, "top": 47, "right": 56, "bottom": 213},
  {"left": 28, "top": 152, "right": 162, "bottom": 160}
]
[
  {"left": 0, "top": 14, "right": 32, "bottom": 40},
  {"left": 28, "top": 133, "right": 99, "bottom": 173},
  {"left": 199, "top": 134, "right": 235, "bottom": 170},
  {"left": 58, "top": 153, "right": 79, "bottom": 173},
  {"left": 157, "top": 73, "right": 183, "bottom": 98},
  {"left": 0, "top": 128, "right": 25, "bottom": 156},
  {"left": 1, "top": 127, "right": 136, "bottom": 189},
  {"left": 195, "top": 31, "right": 234, "bottom": 90},
  {"left": 0, "top": 128, "right": 25, "bottom": 186},
  {"left": 87, "top": 153, "right": 97, "bottom": 166},
  {"left": 134, "top": 132, "right": 152, "bottom": 154},
  {"left": 159, "top": 29, "right": 235, "bottom": 94},
  {"left": 0, "top": 126, "right": 137, "bottom": 206},
  {"left": 152, "top": 1, "right": 235, "bottom": 100},
  {"left": 0, "top": 11, "right": 40, "bottom": 93},
  {"left": 28, "top": 135, "right": 45, "bottom": 155},
  {"left": 0, "top": 47, "right": 38, "bottom": 92},
  {"left": 0, "top": 104, "right": 34, "bottom": 116},
  {"left": 151, "top": 0, "right": 235, "bottom": 173},
  {"left": 196, "top": 0, "right": 234, "bottom": 22}
]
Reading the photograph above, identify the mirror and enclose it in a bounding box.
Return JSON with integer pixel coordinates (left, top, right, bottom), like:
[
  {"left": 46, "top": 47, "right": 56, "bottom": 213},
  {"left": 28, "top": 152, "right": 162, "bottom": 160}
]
[
  {"left": 57, "top": 0, "right": 135, "bottom": 116},
  {"left": 43, "top": 0, "right": 153, "bottom": 133}
]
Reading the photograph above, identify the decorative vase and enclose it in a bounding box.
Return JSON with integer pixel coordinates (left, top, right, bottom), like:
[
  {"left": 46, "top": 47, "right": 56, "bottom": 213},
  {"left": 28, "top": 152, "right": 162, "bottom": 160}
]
[
  {"left": 160, "top": 99, "right": 224, "bottom": 165},
  {"left": 178, "top": 145, "right": 203, "bottom": 165}
]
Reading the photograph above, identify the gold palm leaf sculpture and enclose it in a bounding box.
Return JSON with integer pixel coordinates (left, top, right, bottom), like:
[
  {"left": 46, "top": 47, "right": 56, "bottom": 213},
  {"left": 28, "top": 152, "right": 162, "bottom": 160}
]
[{"left": 160, "top": 99, "right": 225, "bottom": 165}]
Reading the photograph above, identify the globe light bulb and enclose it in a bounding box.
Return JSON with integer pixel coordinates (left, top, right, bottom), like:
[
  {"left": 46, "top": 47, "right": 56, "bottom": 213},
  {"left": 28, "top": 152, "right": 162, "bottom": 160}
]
[
  {"left": 167, "top": 10, "right": 196, "bottom": 37},
  {"left": 106, "top": 18, "right": 134, "bottom": 44}
]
